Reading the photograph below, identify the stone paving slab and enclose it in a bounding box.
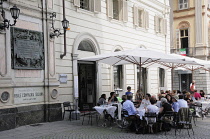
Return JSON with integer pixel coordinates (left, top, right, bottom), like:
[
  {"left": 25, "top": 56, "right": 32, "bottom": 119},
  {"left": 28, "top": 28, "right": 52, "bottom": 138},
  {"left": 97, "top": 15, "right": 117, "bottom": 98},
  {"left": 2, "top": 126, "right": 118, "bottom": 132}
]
[{"left": 0, "top": 115, "right": 210, "bottom": 139}]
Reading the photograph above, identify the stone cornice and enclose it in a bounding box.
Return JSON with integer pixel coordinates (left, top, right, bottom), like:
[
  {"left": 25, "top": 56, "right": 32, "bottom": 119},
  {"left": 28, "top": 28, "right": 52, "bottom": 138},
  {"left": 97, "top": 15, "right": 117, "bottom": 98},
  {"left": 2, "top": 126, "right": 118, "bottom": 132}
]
[
  {"left": 173, "top": 7, "right": 195, "bottom": 13},
  {"left": 174, "top": 14, "right": 195, "bottom": 19},
  {"left": 132, "top": 0, "right": 170, "bottom": 13}
]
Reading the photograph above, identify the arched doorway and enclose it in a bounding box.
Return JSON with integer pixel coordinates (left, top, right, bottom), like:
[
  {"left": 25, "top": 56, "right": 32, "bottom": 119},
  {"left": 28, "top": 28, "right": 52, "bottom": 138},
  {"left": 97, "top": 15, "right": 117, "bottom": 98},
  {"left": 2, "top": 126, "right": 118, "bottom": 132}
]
[{"left": 77, "top": 40, "right": 97, "bottom": 110}]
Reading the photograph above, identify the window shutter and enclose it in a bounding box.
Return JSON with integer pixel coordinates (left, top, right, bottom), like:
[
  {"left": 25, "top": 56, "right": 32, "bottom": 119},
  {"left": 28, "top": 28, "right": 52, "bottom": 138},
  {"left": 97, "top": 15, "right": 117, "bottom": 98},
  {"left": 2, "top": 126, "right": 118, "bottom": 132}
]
[
  {"left": 107, "top": 0, "right": 113, "bottom": 18},
  {"left": 119, "top": 0, "right": 123, "bottom": 21},
  {"left": 133, "top": 5, "right": 138, "bottom": 26},
  {"left": 176, "top": 29, "right": 180, "bottom": 48},
  {"left": 94, "top": 0, "right": 101, "bottom": 13},
  {"left": 163, "top": 19, "right": 167, "bottom": 35},
  {"left": 122, "top": 0, "right": 128, "bottom": 22},
  {"left": 73, "top": 0, "right": 80, "bottom": 7},
  {"left": 145, "top": 11, "right": 149, "bottom": 29},
  {"left": 154, "top": 15, "right": 159, "bottom": 33},
  {"left": 142, "top": 10, "right": 145, "bottom": 28}
]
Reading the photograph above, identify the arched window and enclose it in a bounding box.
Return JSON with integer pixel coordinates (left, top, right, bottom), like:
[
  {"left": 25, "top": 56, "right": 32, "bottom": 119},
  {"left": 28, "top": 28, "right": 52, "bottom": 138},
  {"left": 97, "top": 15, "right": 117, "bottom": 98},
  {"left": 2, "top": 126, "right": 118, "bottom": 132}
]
[{"left": 78, "top": 40, "right": 95, "bottom": 52}]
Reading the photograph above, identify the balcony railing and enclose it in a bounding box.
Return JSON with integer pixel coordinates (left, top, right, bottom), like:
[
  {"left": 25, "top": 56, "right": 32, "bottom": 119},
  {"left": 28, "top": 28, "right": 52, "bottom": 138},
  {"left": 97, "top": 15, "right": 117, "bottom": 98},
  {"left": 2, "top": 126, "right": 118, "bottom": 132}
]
[{"left": 171, "top": 47, "right": 210, "bottom": 57}]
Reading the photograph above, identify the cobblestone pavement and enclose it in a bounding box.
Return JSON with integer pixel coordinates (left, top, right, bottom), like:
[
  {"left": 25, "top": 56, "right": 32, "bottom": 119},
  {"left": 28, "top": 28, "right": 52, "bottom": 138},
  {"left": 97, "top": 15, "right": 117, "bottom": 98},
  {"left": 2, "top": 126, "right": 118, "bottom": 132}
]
[{"left": 0, "top": 115, "right": 210, "bottom": 139}]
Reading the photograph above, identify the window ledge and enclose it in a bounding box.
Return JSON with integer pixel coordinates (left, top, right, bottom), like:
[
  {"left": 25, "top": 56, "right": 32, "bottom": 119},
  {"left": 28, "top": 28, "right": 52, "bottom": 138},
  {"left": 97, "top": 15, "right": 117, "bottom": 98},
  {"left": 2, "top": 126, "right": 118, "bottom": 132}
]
[
  {"left": 76, "top": 7, "right": 96, "bottom": 17},
  {"left": 109, "top": 18, "right": 126, "bottom": 26},
  {"left": 156, "top": 32, "right": 165, "bottom": 37},
  {"left": 135, "top": 26, "right": 148, "bottom": 32}
]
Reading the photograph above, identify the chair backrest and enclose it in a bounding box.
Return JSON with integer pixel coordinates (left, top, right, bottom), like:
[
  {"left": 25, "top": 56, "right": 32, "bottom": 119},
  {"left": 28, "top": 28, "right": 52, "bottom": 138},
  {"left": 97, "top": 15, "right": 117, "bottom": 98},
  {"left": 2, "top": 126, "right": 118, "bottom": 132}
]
[
  {"left": 144, "top": 112, "right": 157, "bottom": 124},
  {"left": 122, "top": 109, "right": 129, "bottom": 117},
  {"left": 177, "top": 107, "right": 191, "bottom": 122},
  {"left": 63, "top": 101, "right": 72, "bottom": 110},
  {"left": 145, "top": 112, "right": 157, "bottom": 118}
]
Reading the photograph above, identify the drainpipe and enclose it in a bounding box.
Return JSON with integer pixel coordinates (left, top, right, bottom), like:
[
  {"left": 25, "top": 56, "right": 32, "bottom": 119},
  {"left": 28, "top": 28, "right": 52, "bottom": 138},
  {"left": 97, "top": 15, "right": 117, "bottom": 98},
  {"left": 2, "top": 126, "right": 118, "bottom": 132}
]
[
  {"left": 60, "top": 0, "right": 66, "bottom": 59},
  {"left": 42, "top": 0, "right": 50, "bottom": 122}
]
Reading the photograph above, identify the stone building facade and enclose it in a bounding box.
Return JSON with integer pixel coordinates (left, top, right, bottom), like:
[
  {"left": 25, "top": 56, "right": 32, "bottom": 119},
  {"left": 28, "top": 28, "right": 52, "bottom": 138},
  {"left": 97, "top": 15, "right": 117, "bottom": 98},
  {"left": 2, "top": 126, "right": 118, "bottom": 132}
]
[
  {"left": 170, "top": 0, "right": 210, "bottom": 93},
  {"left": 0, "top": 0, "right": 170, "bottom": 131}
]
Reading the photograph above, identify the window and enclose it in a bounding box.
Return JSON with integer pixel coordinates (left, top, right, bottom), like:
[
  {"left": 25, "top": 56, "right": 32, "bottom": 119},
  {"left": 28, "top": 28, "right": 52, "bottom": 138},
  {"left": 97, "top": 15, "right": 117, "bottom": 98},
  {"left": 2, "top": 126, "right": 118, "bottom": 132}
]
[
  {"left": 137, "top": 67, "right": 147, "bottom": 95},
  {"left": 107, "top": 0, "right": 128, "bottom": 22},
  {"left": 138, "top": 9, "right": 143, "bottom": 27},
  {"left": 180, "top": 29, "right": 189, "bottom": 55},
  {"left": 73, "top": 0, "right": 101, "bottom": 13},
  {"left": 114, "top": 65, "right": 123, "bottom": 89},
  {"left": 80, "top": 0, "right": 90, "bottom": 10},
  {"left": 154, "top": 16, "right": 167, "bottom": 35},
  {"left": 159, "top": 68, "right": 165, "bottom": 87},
  {"left": 78, "top": 40, "right": 95, "bottom": 52},
  {"left": 113, "top": 0, "right": 119, "bottom": 20},
  {"left": 179, "top": 0, "right": 188, "bottom": 10},
  {"left": 133, "top": 5, "right": 149, "bottom": 29}
]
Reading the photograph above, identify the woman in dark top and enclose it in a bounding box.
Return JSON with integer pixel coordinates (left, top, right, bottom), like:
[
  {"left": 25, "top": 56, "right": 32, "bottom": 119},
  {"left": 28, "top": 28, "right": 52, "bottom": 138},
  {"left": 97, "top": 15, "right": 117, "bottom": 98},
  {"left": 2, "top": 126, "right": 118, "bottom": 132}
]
[
  {"left": 165, "top": 94, "right": 173, "bottom": 104},
  {"left": 108, "top": 92, "right": 118, "bottom": 103},
  {"left": 159, "top": 98, "right": 173, "bottom": 118},
  {"left": 98, "top": 94, "right": 107, "bottom": 105},
  {"left": 200, "top": 90, "right": 205, "bottom": 97}
]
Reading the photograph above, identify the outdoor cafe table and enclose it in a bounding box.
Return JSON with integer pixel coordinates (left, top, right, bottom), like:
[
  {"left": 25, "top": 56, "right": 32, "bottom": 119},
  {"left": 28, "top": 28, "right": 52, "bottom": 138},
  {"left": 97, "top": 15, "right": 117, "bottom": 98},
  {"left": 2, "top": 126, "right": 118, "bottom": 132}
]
[
  {"left": 93, "top": 105, "right": 117, "bottom": 118},
  {"left": 198, "top": 100, "right": 210, "bottom": 110},
  {"left": 136, "top": 107, "right": 146, "bottom": 120}
]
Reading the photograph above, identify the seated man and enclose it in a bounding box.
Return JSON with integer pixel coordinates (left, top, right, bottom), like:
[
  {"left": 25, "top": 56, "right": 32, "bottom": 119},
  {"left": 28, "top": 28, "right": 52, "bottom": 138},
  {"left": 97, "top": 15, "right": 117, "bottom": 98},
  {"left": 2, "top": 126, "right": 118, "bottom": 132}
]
[
  {"left": 178, "top": 95, "right": 188, "bottom": 109},
  {"left": 140, "top": 93, "right": 151, "bottom": 108},
  {"left": 146, "top": 97, "right": 159, "bottom": 114},
  {"left": 122, "top": 95, "right": 140, "bottom": 131},
  {"left": 123, "top": 95, "right": 137, "bottom": 116}
]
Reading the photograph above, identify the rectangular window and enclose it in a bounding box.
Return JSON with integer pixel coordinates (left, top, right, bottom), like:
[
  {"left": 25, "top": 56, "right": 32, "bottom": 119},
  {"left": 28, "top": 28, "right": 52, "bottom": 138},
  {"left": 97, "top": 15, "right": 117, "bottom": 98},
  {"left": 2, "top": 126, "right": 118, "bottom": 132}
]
[
  {"left": 159, "top": 68, "right": 165, "bottom": 87},
  {"left": 158, "top": 18, "right": 162, "bottom": 33},
  {"left": 180, "top": 29, "right": 189, "bottom": 55},
  {"left": 138, "top": 9, "right": 143, "bottom": 27},
  {"left": 113, "top": 0, "right": 119, "bottom": 20},
  {"left": 80, "top": 0, "right": 90, "bottom": 10},
  {"left": 137, "top": 67, "right": 147, "bottom": 95},
  {"left": 114, "top": 65, "right": 123, "bottom": 89},
  {"left": 179, "top": 0, "right": 188, "bottom": 10}
]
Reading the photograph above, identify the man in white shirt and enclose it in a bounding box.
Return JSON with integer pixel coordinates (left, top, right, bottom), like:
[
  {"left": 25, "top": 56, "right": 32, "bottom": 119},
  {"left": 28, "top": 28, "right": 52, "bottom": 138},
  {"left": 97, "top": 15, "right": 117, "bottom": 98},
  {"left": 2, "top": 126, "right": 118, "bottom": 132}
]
[
  {"left": 146, "top": 97, "right": 159, "bottom": 114},
  {"left": 177, "top": 95, "right": 188, "bottom": 109},
  {"left": 140, "top": 93, "right": 151, "bottom": 108}
]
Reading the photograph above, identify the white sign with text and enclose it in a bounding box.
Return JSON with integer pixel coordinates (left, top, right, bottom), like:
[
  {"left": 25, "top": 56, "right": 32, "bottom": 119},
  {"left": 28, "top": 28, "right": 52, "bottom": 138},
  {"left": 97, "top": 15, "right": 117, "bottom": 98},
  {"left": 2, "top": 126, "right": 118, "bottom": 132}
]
[{"left": 14, "top": 87, "right": 44, "bottom": 104}]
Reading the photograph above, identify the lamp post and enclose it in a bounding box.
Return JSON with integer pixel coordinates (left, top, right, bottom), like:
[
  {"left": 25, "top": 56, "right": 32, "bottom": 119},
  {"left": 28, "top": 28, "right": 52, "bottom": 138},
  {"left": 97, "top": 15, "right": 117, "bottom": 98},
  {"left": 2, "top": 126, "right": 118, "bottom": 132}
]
[{"left": 0, "top": 2, "right": 20, "bottom": 29}]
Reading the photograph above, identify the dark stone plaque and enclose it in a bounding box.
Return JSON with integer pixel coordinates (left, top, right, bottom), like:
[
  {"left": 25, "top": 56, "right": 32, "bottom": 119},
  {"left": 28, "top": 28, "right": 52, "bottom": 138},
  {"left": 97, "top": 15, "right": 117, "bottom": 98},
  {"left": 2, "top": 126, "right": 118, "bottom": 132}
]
[{"left": 11, "top": 27, "right": 44, "bottom": 69}]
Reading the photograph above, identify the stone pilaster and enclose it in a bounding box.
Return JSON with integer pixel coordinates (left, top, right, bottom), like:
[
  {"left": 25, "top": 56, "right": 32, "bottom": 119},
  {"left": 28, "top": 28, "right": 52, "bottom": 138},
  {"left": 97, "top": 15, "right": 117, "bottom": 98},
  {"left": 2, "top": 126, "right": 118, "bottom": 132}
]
[{"left": 195, "top": 0, "right": 203, "bottom": 47}]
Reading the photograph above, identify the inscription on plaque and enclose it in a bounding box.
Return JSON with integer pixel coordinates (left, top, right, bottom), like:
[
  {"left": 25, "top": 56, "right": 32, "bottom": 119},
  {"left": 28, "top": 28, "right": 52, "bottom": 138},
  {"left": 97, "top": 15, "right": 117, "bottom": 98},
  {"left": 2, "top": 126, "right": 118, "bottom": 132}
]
[
  {"left": 14, "top": 88, "right": 44, "bottom": 104},
  {"left": 11, "top": 27, "right": 44, "bottom": 69}
]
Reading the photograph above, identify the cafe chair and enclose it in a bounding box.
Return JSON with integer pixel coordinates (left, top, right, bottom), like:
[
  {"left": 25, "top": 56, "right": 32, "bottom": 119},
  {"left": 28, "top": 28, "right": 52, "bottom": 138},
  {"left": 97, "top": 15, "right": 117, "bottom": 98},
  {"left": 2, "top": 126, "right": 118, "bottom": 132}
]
[
  {"left": 116, "top": 109, "right": 131, "bottom": 132},
  {"left": 162, "top": 111, "right": 174, "bottom": 135},
  {"left": 144, "top": 112, "right": 158, "bottom": 134},
  {"left": 175, "top": 108, "right": 194, "bottom": 137},
  {"left": 62, "top": 101, "right": 76, "bottom": 121},
  {"left": 80, "top": 105, "right": 99, "bottom": 126}
]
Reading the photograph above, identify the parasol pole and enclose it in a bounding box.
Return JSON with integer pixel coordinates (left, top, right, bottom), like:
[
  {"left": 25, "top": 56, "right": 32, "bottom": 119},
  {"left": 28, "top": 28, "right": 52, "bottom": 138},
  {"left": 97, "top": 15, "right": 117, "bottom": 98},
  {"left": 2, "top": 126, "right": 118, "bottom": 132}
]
[
  {"left": 192, "top": 66, "right": 194, "bottom": 82},
  {"left": 171, "top": 63, "right": 174, "bottom": 91},
  {"left": 139, "top": 57, "right": 142, "bottom": 95}
]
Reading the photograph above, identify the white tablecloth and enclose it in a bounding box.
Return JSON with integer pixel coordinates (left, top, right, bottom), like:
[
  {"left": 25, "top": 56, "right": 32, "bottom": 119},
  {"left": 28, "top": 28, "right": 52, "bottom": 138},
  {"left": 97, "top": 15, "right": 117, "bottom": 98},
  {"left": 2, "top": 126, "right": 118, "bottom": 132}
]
[
  {"left": 136, "top": 108, "right": 146, "bottom": 120},
  {"left": 94, "top": 106, "right": 117, "bottom": 118},
  {"left": 200, "top": 101, "right": 210, "bottom": 110}
]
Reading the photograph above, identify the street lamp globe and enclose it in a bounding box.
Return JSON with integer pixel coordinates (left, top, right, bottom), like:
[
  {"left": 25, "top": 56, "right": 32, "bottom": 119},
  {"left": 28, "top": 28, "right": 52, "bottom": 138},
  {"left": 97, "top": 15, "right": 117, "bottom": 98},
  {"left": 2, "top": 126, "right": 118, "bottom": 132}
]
[
  {"left": 62, "top": 18, "right": 69, "bottom": 30},
  {"left": 10, "top": 5, "right": 20, "bottom": 20}
]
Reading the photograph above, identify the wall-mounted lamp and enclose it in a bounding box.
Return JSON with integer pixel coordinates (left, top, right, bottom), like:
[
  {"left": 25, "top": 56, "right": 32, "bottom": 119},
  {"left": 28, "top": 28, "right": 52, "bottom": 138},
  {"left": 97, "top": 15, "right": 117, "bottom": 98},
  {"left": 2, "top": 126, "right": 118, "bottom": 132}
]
[
  {"left": 0, "top": 0, "right": 20, "bottom": 30},
  {"left": 49, "top": 12, "right": 69, "bottom": 38}
]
